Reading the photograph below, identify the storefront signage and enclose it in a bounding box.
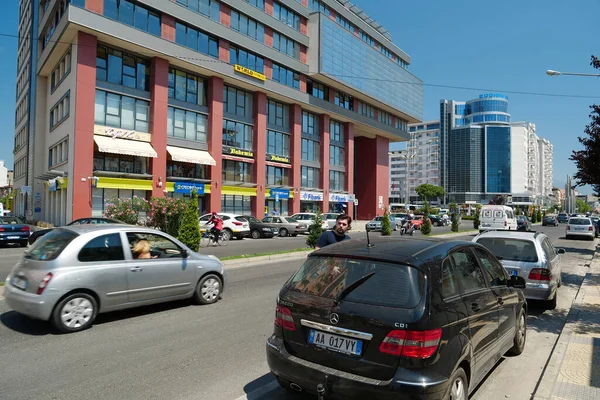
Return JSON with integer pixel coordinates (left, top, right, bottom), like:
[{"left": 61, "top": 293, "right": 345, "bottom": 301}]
[
  {"left": 266, "top": 154, "right": 291, "bottom": 164},
  {"left": 270, "top": 188, "right": 290, "bottom": 200},
  {"left": 48, "top": 179, "right": 57, "bottom": 192},
  {"left": 20, "top": 186, "right": 31, "bottom": 194},
  {"left": 94, "top": 125, "right": 152, "bottom": 142},
  {"left": 234, "top": 64, "right": 266, "bottom": 81},
  {"left": 478, "top": 93, "right": 508, "bottom": 100},
  {"left": 222, "top": 145, "right": 255, "bottom": 159},
  {"left": 34, "top": 193, "right": 42, "bottom": 213},
  {"left": 329, "top": 193, "right": 355, "bottom": 203},
  {"left": 174, "top": 182, "right": 205, "bottom": 195},
  {"left": 300, "top": 191, "right": 323, "bottom": 201}
]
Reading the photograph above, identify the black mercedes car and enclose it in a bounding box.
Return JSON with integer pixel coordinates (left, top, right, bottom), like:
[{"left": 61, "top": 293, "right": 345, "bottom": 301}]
[
  {"left": 516, "top": 215, "right": 532, "bottom": 231},
  {"left": 0, "top": 216, "right": 31, "bottom": 247},
  {"left": 266, "top": 237, "right": 527, "bottom": 399},
  {"left": 27, "top": 217, "right": 125, "bottom": 245},
  {"left": 239, "top": 215, "right": 279, "bottom": 239}
]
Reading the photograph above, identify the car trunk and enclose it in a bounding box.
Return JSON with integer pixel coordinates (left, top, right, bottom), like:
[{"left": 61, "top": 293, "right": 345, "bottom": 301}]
[
  {"left": 278, "top": 257, "right": 426, "bottom": 380},
  {"left": 9, "top": 259, "right": 55, "bottom": 294}
]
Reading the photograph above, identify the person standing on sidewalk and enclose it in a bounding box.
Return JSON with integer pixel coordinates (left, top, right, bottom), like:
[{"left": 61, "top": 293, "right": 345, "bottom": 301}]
[{"left": 315, "top": 214, "right": 352, "bottom": 250}]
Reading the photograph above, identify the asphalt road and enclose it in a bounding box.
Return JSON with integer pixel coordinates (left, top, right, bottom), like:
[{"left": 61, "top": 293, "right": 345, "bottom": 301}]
[{"left": 0, "top": 225, "right": 587, "bottom": 400}]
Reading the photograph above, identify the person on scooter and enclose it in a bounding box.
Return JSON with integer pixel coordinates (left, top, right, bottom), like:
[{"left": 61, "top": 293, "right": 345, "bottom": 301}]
[{"left": 208, "top": 211, "right": 223, "bottom": 243}]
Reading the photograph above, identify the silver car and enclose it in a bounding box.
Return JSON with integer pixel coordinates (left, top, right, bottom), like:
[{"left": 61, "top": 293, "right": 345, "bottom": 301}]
[
  {"left": 473, "top": 231, "right": 565, "bottom": 309},
  {"left": 565, "top": 217, "right": 595, "bottom": 240},
  {"left": 366, "top": 216, "right": 399, "bottom": 231},
  {"left": 262, "top": 216, "right": 308, "bottom": 237},
  {"left": 4, "top": 225, "right": 227, "bottom": 333}
]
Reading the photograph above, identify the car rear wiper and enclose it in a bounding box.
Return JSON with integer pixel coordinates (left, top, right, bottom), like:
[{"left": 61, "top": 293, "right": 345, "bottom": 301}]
[{"left": 333, "top": 272, "right": 375, "bottom": 306}]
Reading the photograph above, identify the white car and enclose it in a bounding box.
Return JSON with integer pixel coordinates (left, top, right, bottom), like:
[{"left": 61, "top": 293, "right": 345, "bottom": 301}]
[
  {"left": 289, "top": 213, "right": 329, "bottom": 230},
  {"left": 199, "top": 213, "right": 251, "bottom": 240},
  {"left": 322, "top": 213, "right": 342, "bottom": 229},
  {"left": 565, "top": 216, "right": 595, "bottom": 240}
]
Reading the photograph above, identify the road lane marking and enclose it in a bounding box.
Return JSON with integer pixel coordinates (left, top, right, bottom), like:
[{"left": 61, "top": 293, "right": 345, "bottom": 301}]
[{"left": 233, "top": 380, "right": 279, "bottom": 400}]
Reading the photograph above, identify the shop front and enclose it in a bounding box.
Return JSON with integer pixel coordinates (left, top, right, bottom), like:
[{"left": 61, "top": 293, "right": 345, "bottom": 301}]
[
  {"left": 221, "top": 144, "right": 257, "bottom": 215},
  {"left": 329, "top": 193, "right": 355, "bottom": 213},
  {"left": 300, "top": 190, "right": 324, "bottom": 213},
  {"left": 91, "top": 177, "right": 152, "bottom": 217},
  {"left": 168, "top": 181, "right": 210, "bottom": 214},
  {"left": 43, "top": 177, "right": 68, "bottom": 225},
  {"left": 265, "top": 188, "right": 292, "bottom": 216}
]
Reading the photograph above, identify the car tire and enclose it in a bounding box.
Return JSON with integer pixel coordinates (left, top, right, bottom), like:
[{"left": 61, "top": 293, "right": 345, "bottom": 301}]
[
  {"left": 506, "top": 307, "right": 527, "bottom": 356},
  {"left": 193, "top": 274, "right": 222, "bottom": 305},
  {"left": 51, "top": 293, "right": 98, "bottom": 333},
  {"left": 251, "top": 230, "right": 261, "bottom": 239},
  {"left": 545, "top": 293, "right": 558, "bottom": 310},
  {"left": 279, "top": 228, "right": 289, "bottom": 237},
  {"left": 442, "top": 367, "right": 468, "bottom": 400}
]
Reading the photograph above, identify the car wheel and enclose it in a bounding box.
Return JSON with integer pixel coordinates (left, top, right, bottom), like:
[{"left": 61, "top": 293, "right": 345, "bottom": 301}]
[
  {"left": 506, "top": 307, "right": 527, "bottom": 356},
  {"left": 443, "top": 367, "right": 468, "bottom": 400},
  {"left": 51, "top": 293, "right": 98, "bottom": 333},
  {"left": 222, "top": 229, "right": 232, "bottom": 241},
  {"left": 193, "top": 274, "right": 222, "bottom": 305},
  {"left": 251, "top": 230, "right": 261, "bottom": 239},
  {"left": 545, "top": 293, "right": 557, "bottom": 310},
  {"left": 279, "top": 228, "right": 289, "bottom": 237}
]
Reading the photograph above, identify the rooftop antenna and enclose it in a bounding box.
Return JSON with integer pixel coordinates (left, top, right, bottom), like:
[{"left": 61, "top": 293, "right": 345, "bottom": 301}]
[{"left": 365, "top": 226, "right": 375, "bottom": 248}]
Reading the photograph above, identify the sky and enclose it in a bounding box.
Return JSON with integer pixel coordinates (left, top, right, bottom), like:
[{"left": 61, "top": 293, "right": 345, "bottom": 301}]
[{"left": 0, "top": 1, "right": 598, "bottom": 193}]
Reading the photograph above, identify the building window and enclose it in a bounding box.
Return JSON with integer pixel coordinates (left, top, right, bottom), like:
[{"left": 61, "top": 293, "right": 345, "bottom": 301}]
[
  {"left": 335, "top": 14, "right": 354, "bottom": 33},
  {"left": 51, "top": 49, "right": 71, "bottom": 92},
  {"left": 168, "top": 68, "right": 207, "bottom": 106},
  {"left": 96, "top": 45, "right": 150, "bottom": 91},
  {"left": 309, "top": 0, "right": 329, "bottom": 16},
  {"left": 266, "top": 165, "right": 289, "bottom": 186},
  {"left": 334, "top": 91, "right": 354, "bottom": 111},
  {"left": 14, "top": 126, "right": 27, "bottom": 154},
  {"left": 301, "top": 111, "right": 318, "bottom": 136},
  {"left": 175, "top": 22, "right": 219, "bottom": 59},
  {"left": 267, "top": 99, "right": 289, "bottom": 129},
  {"left": 70, "top": 0, "right": 86, "bottom": 8},
  {"left": 221, "top": 195, "right": 252, "bottom": 214},
  {"left": 223, "top": 86, "right": 252, "bottom": 118},
  {"left": 50, "top": 92, "right": 70, "bottom": 130},
  {"left": 49, "top": 138, "right": 68, "bottom": 168},
  {"left": 175, "top": 0, "right": 220, "bottom": 22},
  {"left": 395, "top": 117, "right": 407, "bottom": 131},
  {"left": 42, "top": 0, "right": 69, "bottom": 49},
  {"left": 93, "top": 153, "right": 149, "bottom": 174},
  {"left": 15, "top": 157, "right": 27, "bottom": 179},
  {"left": 229, "top": 45, "right": 264, "bottom": 74},
  {"left": 103, "top": 0, "right": 161, "bottom": 36},
  {"left": 306, "top": 79, "right": 328, "bottom": 100},
  {"left": 267, "top": 130, "right": 290, "bottom": 157},
  {"left": 167, "top": 107, "right": 208, "bottom": 142},
  {"left": 222, "top": 160, "right": 252, "bottom": 183},
  {"left": 94, "top": 90, "right": 149, "bottom": 132},
  {"left": 301, "top": 138, "right": 319, "bottom": 161},
  {"left": 230, "top": 10, "right": 264, "bottom": 43},
  {"left": 358, "top": 102, "right": 375, "bottom": 119},
  {"left": 272, "top": 63, "right": 300, "bottom": 89},
  {"left": 329, "top": 145, "right": 345, "bottom": 166},
  {"left": 330, "top": 120, "right": 344, "bottom": 142},
  {"left": 359, "top": 30, "right": 374, "bottom": 46},
  {"left": 329, "top": 170, "right": 345, "bottom": 191},
  {"left": 272, "top": 32, "right": 300, "bottom": 59},
  {"left": 378, "top": 110, "right": 392, "bottom": 126},
  {"left": 222, "top": 119, "right": 253, "bottom": 150},
  {"left": 244, "top": 0, "right": 265, "bottom": 10},
  {"left": 167, "top": 161, "right": 207, "bottom": 179},
  {"left": 273, "top": 1, "right": 301, "bottom": 31},
  {"left": 301, "top": 166, "right": 319, "bottom": 188}
]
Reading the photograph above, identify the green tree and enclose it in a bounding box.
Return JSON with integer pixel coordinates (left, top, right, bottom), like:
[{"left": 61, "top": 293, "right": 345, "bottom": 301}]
[
  {"left": 415, "top": 184, "right": 445, "bottom": 203},
  {"left": 381, "top": 206, "right": 392, "bottom": 236},
  {"left": 420, "top": 202, "right": 432, "bottom": 235},
  {"left": 103, "top": 196, "right": 149, "bottom": 225},
  {"left": 537, "top": 208, "right": 543, "bottom": 222},
  {"left": 531, "top": 207, "right": 538, "bottom": 223},
  {"left": 177, "top": 191, "right": 201, "bottom": 251},
  {"left": 306, "top": 208, "right": 326, "bottom": 248},
  {"left": 473, "top": 204, "right": 482, "bottom": 229},
  {"left": 450, "top": 202, "right": 460, "bottom": 232},
  {"left": 576, "top": 199, "right": 593, "bottom": 214}
]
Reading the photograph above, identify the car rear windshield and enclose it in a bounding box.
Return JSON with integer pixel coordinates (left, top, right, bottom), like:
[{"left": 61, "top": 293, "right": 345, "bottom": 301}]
[
  {"left": 558, "top": 213, "right": 568, "bottom": 217},
  {"left": 24, "top": 229, "right": 78, "bottom": 261},
  {"left": 569, "top": 218, "right": 591, "bottom": 225},
  {"left": 0, "top": 217, "right": 24, "bottom": 224},
  {"left": 286, "top": 257, "right": 425, "bottom": 308},
  {"left": 476, "top": 238, "right": 538, "bottom": 263}
]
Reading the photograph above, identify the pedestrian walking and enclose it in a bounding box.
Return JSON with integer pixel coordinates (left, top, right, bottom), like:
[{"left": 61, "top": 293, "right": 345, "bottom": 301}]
[{"left": 315, "top": 214, "right": 352, "bottom": 250}]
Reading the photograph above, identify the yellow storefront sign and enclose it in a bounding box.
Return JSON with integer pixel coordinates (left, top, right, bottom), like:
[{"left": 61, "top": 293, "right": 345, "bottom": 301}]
[
  {"left": 221, "top": 186, "right": 257, "bottom": 196},
  {"left": 96, "top": 177, "right": 153, "bottom": 190},
  {"left": 234, "top": 64, "right": 266, "bottom": 81}
]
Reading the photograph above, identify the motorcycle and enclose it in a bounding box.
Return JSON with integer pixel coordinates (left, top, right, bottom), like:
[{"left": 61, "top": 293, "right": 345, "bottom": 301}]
[{"left": 400, "top": 220, "right": 415, "bottom": 236}]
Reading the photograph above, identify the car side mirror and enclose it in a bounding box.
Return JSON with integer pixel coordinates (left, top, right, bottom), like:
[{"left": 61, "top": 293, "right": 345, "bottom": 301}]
[
  {"left": 557, "top": 248, "right": 566, "bottom": 254},
  {"left": 182, "top": 249, "right": 190, "bottom": 258},
  {"left": 508, "top": 275, "right": 526, "bottom": 289}
]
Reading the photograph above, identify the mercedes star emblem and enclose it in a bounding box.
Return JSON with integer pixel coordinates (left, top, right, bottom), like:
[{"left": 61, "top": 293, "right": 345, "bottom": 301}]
[{"left": 329, "top": 313, "right": 340, "bottom": 325}]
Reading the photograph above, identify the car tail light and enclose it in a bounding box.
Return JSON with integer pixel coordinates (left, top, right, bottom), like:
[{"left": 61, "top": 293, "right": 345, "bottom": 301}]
[
  {"left": 0, "top": 227, "right": 4, "bottom": 231},
  {"left": 379, "top": 329, "right": 442, "bottom": 358},
  {"left": 232, "top": 221, "right": 243, "bottom": 226},
  {"left": 529, "top": 268, "right": 552, "bottom": 281},
  {"left": 37, "top": 273, "right": 53, "bottom": 295},
  {"left": 589, "top": 226, "right": 594, "bottom": 231},
  {"left": 504, "top": 221, "right": 507, "bottom": 226},
  {"left": 566, "top": 225, "right": 571, "bottom": 230},
  {"left": 20, "top": 226, "right": 30, "bottom": 232},
  {"left": 274, "top": 305, "right": 296, "bottom": 331}
]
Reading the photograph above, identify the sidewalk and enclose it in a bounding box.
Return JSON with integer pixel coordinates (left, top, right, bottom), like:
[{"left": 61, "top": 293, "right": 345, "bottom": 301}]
[{"left": 534, "top": 246, "right": 600, "bottom": 399}]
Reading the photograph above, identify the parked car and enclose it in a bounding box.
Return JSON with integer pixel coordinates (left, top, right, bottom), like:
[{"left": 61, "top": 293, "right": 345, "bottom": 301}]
[
  {"left": 516, "top": 215, "right": 532, "bottom": 232},
  {"left": 28, "top": 217, "right": 126, "bottom": 245},
  {"left": 565, "top": 216, "right": 595, "bottom": 240},
  {"left": 479, "top": 205, "right": 517, "bottom": 232},
  {"left": 390, "top": 213, "right": 410, "bottom": 225},
  {"left": 198, "top": 213, "right": 250, "bottom": 240},
  {"left": 240, "top": 215, "right": 279, "bottom": 239},
  {"left": 266, "top": 237, "right": 527, "bottom": 398},
  {"left": 322, "top": 213, "right": 342, "bottom": 229},
  {"left": 0, "top": 216, "right": 31, "bottom": 247},
  {"left": 556, "top": 213, "right": 569, "bottom": 223},
  {"left": 366, "top": 215, "right": 399, "bottom": 231},
  {"left": 473, "top": 230, "right": 564, "bottom": 309},
  {"left": 262, "top": 216, "right": 308, "bottom": 237},
  {"left": 542, "top": 215, "right": 559, "bottom": 227},
  {"left": 429, "top": 214, "right": 446, "bottom": 227},
  {"left": 410, "top": 215, "right": 430, "bottom": 230},
  {"left": 289, "top": 213, "right": 329, "bottom": 230},
  {"left": 4, "top": 225, "right": 227, "bottom": 333}
]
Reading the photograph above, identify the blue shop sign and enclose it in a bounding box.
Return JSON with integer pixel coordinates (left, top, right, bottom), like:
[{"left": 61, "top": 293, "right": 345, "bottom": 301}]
[
  {"left": 174, "top": 182, "right": 205, "bottom": 195},
  {"left": 270, "top": 188, "right": 290, "bottom": 199}
]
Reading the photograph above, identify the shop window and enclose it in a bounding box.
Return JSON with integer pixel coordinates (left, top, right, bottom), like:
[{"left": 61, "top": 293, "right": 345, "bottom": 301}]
[
  {"left": 221, "top": 195, "right": 251, "bottom": 214},
  {"left": 167, "top": 162, "right": 207, "bottom": 179},
  {"left": 222, "top": 160, "right": 252, "bottom": 183},
  {"left": 93, "top": 153, "right": 149, "bottom": 174}
]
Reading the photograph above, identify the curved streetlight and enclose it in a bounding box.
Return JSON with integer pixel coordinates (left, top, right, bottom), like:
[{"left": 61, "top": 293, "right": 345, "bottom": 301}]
[{"left": 546, "top": 69, "right": 600, "bottom": 77}]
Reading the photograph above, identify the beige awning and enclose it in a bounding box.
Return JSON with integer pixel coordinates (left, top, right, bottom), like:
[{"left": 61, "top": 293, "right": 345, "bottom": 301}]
[
  {"left": 94, "top": 135, "right": 157, "bottom": 158},
  {"left": 167, "top": 146, "right": 216, "bottom": 166}
]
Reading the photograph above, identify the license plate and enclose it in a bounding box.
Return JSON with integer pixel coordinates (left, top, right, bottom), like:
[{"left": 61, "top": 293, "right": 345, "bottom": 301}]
[
  {"left": 481, "top": 223, "right": 490, "bottom": 227},
  {"left": 506, "top": 269, "right": 518, "bottom": 276},
  {"left": 6, "top": 236, "right": 20, "bottom": 240},
  {"left": 308, "top": 329, "right": 362, "bottom": 355},
  {"left": 11, "top": 277, "right": 27, "bottom": 290}
]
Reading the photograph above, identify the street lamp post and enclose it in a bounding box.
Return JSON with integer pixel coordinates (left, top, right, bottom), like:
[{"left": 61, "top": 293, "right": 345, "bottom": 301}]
[{"left": 546, "top": 69, "right": 600, "bottom": 77}]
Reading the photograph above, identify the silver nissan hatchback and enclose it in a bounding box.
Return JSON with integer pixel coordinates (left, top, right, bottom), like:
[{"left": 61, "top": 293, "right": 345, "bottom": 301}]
[{"left": 4, "top": 225, "right": 227, "bottom": 333}]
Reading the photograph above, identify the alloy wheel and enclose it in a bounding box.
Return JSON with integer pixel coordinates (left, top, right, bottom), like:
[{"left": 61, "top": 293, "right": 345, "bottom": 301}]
[
  {"left": 60, "top": 297, "right": 94, "bottom": 329},
  {"left": 450, "top": 376, "right": 466, "bottom": 400},
  {"left": 201, "top": 278, "right": 221, "bottom": 302},
  {"left": 516, "top": 312, "right": 526, "bottom": 348}
]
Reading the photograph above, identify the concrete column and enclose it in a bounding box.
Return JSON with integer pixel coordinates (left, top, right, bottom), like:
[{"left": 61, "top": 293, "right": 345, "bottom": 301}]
[
  {"left": 149, "top": 57, "right": 169, "bottom": 198},
  {"left": 207, "top": 77, "right": 224, "bottom": 212},
  {"left": 344, "top": 122, "right": 354, "bottom": 219},
  {"left": 290, "top": 104, "right": 302, "bottom": 214},
  {"left": 355, "top": 136, "right": 390, "bottom": 220},
  {"left": 320, "top": 115, "right": 330, "bottom": 213},
  {"left": 252, "top": 92, "right": 267, "bottom": 217}
]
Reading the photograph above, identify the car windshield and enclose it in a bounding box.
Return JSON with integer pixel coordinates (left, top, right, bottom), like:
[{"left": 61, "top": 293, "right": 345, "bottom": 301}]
[
  {"left": 0, "top": 217, "right": 25, "bottom": 224},
  {"left": 569, "top": 218, "right": 591, "bottom": 225},
  {"left": 24, "top": 229, "right": 78, "bottom": 261},
  {"left": 286, "top": 257, "right": 424, "bottom": 308},
  {"left": 372, "top": 217, "right": 383, "bottom": 221},
  {"left": 285, "top": 217, "right": 299, "bottom": 223},
  {"left": 517, "top": 216, "right": 527, "bottom": 221},
  {"left": 476, "top": 238, "right": 539, "bottom": 263}
]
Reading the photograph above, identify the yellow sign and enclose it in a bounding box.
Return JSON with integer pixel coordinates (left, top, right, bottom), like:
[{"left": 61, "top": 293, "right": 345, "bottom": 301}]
[
  {"left": 223, "top": 146, "right": 255, "bottom": 158},
  {"left": 267, "top": 154, "right": 291, "bottom": 164},
  {"left": 234, "top": 64, "right": 266, "bottom": 81}
]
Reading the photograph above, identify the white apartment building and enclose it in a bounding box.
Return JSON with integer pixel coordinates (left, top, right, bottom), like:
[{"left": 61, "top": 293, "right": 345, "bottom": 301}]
[
  {"left": 0, "top": 161, "right": 8, "bottom": 188},
  {"left": 539, "top": 138, "right": 554, "bottom": 196},
  {"left": 389, "top": 150, "right": 407, "bottom": 203},
  {"left": 406, "top": 121, "right": 441, "bottom": 203}
]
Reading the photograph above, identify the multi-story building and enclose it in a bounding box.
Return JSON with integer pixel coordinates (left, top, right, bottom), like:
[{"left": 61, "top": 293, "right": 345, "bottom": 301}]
[
  {"left": 406, "top": 121, "right": 440, "bottom": 203},
  {"left": 388, "top": 149, "right": 406, "bottom": 203},
  {"left": 0, "top": 161, "right": 8, "bottom": 188},
  {"left": 539, "top": 137, "right": 553, "bottom": 197},
  {"left": 13, "top": 0, "right": 423, "bottom": 224}
]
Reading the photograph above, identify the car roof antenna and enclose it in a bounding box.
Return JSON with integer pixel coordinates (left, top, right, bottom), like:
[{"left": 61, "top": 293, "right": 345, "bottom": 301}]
[{"left": 365, "top": 226, "right": 375, "bottom": 248}]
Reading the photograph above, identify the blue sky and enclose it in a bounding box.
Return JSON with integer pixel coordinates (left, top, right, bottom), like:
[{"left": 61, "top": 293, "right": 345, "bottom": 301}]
[{"left": 0, "top": 1, "right": 598, "bottom": 193}]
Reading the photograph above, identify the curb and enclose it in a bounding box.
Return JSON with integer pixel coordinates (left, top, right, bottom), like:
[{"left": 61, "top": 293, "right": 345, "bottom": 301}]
[{"left": 222, "top": 250, "right": 312, "bottom": 269}]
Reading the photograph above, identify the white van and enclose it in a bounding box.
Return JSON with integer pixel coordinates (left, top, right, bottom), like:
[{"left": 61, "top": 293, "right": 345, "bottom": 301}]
[{"left": 479, "top": 205, "right": 517, "bottom": 232}]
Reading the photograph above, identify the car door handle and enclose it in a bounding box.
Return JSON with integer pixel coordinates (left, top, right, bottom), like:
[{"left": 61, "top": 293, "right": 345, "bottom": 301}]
[
  {"left": 471, "top": 303, "right": 481, "bottom": 312},
  {"left": 130, "top": 267, "right": 143, "bottom": 272}
]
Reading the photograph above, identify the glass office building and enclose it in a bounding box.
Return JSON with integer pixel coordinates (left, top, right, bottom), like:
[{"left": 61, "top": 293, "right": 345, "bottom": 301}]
[{"left": 485, "top": 126, "right": 511, "bottom": 193}]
